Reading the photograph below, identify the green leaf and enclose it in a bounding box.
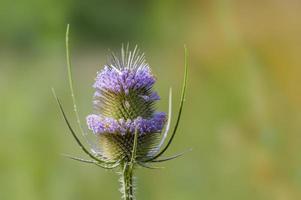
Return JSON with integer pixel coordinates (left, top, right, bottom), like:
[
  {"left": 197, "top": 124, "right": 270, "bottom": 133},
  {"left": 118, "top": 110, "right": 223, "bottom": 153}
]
[
  {"left": 65, "top": 24, "right": 92, "bottom": 145},
  {"left": 145, "top": 45, "right": 189, "bottom": 161},
  {"left": 150, "top": 148, "right": 192, "bottom": 163},
  {"left": 62, "top": 154, "right": 120, "bottom": 169},
  {"left": 52, "top": 88, "right": 115, "bottom": 165}
]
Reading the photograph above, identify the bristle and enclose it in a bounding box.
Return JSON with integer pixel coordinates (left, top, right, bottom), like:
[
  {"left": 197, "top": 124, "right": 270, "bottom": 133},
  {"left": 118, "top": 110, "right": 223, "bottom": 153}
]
[{"left": 99, "top": 133, "right": 161, "bottom": 162}]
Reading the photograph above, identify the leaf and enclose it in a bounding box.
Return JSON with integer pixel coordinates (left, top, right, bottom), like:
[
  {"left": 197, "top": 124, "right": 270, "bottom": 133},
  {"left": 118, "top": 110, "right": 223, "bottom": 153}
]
[
  {"left": 65, "top": 24, "right": 93, "bottom": 147},
  {"left": 146, "top": 46, "right": 189, "bottom": 161},
  {"left": 62, "top": 154, "right": 121, "bottom": 169},
  {"left": 52, "top": 88, "right": 114, "bottom": 164},
  {"left": 137, "top": 161, "right": 164, "bottom": 170},
  {"left": 150, "top": 148, "right": 192, "bottom": 163}
]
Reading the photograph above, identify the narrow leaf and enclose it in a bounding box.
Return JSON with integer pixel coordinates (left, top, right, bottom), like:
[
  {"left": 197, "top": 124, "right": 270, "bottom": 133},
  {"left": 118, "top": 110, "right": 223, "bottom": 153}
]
[
  {"left": 146, "top": 46, "right": 189, "bottom": 161},
  {"left": 62, "top": 154, "right": 120, "bottom": 169},
  {"left": 65, "top": 24, "right": 91, "bottom": 145},
  {"left": 156, "top": 88, "right": 172, "bottom": 152},
  {"left": 150, "top": 148, "right": 192, "bottom": 163},
  {"left": 137, "top": 161, "right": 164, "bottom": 170},
  {"left": 52, "top": 88, "right": 112, "bottom": 164}
]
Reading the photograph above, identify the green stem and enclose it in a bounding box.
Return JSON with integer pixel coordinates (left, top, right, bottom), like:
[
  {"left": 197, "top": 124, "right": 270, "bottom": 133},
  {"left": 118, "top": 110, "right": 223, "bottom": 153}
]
[
  {"left": 121, "top": 163, "right": 134, "bottom": 200},
  {"left": 120, "top": 129, "right": 138, "bottom": 199}
]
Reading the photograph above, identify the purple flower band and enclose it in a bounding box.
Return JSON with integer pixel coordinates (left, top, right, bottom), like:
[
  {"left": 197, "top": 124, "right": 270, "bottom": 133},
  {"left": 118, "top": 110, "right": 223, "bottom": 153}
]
[
  {"left": 87, "top": 112, "right": 167, "bottom": 135},
  {"left": 93, "top": 66, "right": 156, "bottom": 94}
]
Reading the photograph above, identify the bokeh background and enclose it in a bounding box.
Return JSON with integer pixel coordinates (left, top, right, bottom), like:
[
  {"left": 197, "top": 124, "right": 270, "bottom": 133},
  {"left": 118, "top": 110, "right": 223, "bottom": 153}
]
[{"left": 1, "top": 0, "right": 301, "bottom": 199}]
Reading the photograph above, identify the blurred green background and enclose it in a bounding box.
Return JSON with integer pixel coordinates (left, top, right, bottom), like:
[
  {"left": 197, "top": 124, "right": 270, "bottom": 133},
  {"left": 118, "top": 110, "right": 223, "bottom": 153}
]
[{"left": 1, "top": 0, "right": 301, "bottom": 199}]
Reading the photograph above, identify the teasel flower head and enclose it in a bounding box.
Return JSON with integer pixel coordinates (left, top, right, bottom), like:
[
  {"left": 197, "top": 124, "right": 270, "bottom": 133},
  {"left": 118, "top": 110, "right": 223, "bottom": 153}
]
[
  {"left": 53, "top": 25, "right": 189, "bottom": 200},
  {"left": 86, "top": 46, "right": 168, "bottom": 162}
]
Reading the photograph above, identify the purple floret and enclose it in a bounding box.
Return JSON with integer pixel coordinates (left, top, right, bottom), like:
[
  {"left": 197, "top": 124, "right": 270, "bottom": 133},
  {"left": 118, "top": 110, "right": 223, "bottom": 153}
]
[
  {"left": 133, "top": 112, "right": 166, "bottom": 134},
  {"left": 93, "top": 66, "right": 156, "bottom": 94},
  {"left": 139, "top": 92, "right": 160, "bottom": 102},
  {"left": 86, "top": 112, "right": 167, "bottom": 135},
  {"left": 86, "top": 114, "right": 120, "bottom": 134}
]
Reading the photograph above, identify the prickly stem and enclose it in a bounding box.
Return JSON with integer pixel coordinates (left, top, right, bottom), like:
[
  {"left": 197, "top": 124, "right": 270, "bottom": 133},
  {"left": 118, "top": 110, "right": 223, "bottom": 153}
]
[{"left": 120, "top": 163, "right": 135, "bottom": 200}]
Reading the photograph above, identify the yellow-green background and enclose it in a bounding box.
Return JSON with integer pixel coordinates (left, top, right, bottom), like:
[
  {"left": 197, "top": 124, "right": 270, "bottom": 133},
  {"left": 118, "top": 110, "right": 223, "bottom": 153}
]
[{"left": 1, "top": 0, "right": 301, "bottom": 199}]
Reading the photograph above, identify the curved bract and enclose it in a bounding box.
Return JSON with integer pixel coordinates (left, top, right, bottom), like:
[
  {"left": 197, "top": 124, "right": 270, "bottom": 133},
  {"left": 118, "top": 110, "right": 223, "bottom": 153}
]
[{"left": 144, "top": 46, "right": 189, "bottom": 162}]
